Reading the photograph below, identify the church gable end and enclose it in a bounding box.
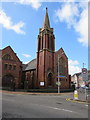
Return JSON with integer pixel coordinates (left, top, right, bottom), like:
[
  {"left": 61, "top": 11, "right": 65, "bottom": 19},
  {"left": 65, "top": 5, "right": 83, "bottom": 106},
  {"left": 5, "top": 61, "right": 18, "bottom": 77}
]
[
  {"left": 2, "top": 46, "right": 22, "bottom": 89},
  {"left": 2, "top": 46, "right": 22, "bottom": 63}
]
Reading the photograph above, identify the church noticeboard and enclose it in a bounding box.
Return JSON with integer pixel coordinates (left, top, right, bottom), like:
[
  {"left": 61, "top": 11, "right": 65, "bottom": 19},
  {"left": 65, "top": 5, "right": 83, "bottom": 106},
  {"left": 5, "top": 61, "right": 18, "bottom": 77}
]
[{"left": 40, "top": 82, "right": 44, "bottom": 86}]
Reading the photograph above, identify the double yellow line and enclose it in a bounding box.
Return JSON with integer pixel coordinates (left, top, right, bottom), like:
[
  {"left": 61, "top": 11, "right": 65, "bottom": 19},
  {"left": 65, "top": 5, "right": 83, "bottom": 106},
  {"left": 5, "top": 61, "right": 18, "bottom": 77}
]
[{"left": 66, "top": 98, "right": 90, "bottom": 104}]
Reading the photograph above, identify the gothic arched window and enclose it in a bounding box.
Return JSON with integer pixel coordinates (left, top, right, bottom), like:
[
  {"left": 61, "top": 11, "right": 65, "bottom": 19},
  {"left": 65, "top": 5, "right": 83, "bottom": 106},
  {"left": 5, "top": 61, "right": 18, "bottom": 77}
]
[{"left": 59, "top": 57, "right": 66, "bottom": 75}]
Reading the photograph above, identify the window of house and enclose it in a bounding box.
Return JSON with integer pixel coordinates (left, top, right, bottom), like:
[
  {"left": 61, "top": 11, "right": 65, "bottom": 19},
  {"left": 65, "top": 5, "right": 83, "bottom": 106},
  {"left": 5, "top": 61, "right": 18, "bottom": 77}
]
[
  {"left": 4, "top": 64, "right": 8, "bottom": 69},
  {"left": 9, "top": 64, "right": 12, "bottom": 70}
]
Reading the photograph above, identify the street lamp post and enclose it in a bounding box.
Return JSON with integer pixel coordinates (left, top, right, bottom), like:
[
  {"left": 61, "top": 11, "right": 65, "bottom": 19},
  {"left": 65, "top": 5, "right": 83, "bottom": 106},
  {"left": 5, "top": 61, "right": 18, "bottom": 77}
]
[
  {"left": 57, "top": 52, "right": 64, "bottom": 93},
  {"left": 58, "top": 55, "right": 60, "bottom": 93},
  {"left": 82, "top": 65, "right": 87, "bottom": 100}
]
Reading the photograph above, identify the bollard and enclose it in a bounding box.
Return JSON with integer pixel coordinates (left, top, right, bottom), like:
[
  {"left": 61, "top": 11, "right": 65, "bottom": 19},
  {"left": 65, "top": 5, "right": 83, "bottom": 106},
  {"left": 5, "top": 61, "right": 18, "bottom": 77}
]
[{"left": 74, "top": 90, "right": 78, "bottom": 100}]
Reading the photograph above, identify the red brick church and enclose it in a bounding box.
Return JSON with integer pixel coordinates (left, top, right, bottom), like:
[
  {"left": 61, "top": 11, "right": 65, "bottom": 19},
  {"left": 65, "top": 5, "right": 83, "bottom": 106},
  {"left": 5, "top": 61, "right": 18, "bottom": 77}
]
[
  {"left": 1, "top": 8, "right": 71, "bottom": 89},
  {"left": 23, "top": 8, "right": 70, "bottom": 89}
]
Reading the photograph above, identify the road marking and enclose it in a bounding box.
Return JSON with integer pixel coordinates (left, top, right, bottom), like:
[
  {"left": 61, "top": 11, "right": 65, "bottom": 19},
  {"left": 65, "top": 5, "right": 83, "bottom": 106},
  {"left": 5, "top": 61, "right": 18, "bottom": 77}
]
[
  {"left": 37, "top": 104, "right": 77, "bottom": 114},
  {"left": 66, "top": 98, "right": 90, "bottom": 104},
  {"left": 2, "top": 96, "right": 77, "bottom": 114},
  {"left": 52, "top": 107, "right": 74, "bottom": 113},
  {"left": 25, "top": 102, "right": 77, "bottom": 114},
  {"left": 85, "top": 105, "right": 88, "bottom": 107},
  {"left": 1, "top": 92, "right": 88, "bottom": 114}
]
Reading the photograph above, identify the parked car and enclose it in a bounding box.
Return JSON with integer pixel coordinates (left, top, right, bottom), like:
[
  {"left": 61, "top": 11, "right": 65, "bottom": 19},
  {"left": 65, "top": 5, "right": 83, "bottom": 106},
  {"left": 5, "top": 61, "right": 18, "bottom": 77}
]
[{"left": 79, "top": 86, "right": 90, "bottom": 90}]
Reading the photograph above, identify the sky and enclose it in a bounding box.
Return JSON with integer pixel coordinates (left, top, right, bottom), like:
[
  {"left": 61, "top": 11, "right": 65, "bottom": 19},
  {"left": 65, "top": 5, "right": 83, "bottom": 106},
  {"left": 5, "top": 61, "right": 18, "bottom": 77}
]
[{"left": 0, "top": 0, "right": 89, "bottom": 75}]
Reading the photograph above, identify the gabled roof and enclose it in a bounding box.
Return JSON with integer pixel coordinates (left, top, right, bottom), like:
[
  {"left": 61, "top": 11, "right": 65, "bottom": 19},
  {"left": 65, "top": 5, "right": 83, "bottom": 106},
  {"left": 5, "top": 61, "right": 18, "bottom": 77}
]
[
  {"left": 2, "top": 46, "right": 22, "bottom": 63},
  {"left": 55, "top": 47, "right": 68, "bottom": 59},
  {"left": 2, "top": 46, "right": 12, "bottom": 51},
  {"left": 23, "top": 58, "right": 36, "bottom": 71},
  {"left": 72, "top": 72, "right": 82, "bottom": 77}
]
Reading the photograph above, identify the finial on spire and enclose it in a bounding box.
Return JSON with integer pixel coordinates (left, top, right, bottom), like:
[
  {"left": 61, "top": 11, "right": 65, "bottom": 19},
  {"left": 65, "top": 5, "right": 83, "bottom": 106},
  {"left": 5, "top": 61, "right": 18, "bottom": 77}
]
[{"left": 46, "top": 7, "right": 48, "bottom": 12}]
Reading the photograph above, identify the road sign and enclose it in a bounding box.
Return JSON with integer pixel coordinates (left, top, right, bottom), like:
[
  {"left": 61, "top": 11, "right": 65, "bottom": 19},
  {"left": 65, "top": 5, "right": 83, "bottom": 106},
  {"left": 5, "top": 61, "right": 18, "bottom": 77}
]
[
  {"left": 82, "top": 68, "right": 87, "bottom": 74},
  {"left": 57, "top": 75, "right": 66, "bottom": 78},
  {"left": 56, "top": 81, "right": 61, "bottom": 86}
]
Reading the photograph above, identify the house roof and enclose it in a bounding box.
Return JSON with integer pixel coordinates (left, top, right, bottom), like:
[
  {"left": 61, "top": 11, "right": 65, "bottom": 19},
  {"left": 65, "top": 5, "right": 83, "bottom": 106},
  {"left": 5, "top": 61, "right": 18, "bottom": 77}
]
[
  {"left": 72, "top": 72, "right": 82, "bottom": 77},
  {"left": 22, "top": 64, "right": 28, "bottom": 71},
  {"left": 23, "top": 58, "right": 36, "bottom": 71}
]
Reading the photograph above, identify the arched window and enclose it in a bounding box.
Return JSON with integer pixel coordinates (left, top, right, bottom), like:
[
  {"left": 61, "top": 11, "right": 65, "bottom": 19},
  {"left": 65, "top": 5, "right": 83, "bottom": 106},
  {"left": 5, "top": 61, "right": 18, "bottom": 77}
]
[
  {"left": 59, "top": 57, "right": 66, "bottom": 75},
  {"left": 3, "top": 54, "right": 13, "bottom": 60}
]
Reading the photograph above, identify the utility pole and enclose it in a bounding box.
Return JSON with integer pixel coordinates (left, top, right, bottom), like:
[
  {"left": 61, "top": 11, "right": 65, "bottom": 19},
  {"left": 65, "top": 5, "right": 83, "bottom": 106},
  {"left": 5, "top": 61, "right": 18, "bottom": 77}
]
[
  {"left": 57, "top": 52, "right": 64, "bottom": 93},
  {"left": 83, "top": 63, "right": 85, "bottom": 68},
  {"left": 82, "top": 63, "right": 87, "bottom": 100},
  {"left": 58, "top": 55, "right": 60, "bottom": 93}
]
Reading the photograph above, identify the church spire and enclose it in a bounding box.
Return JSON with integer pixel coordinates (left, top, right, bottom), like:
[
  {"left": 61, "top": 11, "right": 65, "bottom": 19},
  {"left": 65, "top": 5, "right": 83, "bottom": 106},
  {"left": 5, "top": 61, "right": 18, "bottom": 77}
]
[{"left": 43, "top": 7, "right": 50, "bottom": 29}]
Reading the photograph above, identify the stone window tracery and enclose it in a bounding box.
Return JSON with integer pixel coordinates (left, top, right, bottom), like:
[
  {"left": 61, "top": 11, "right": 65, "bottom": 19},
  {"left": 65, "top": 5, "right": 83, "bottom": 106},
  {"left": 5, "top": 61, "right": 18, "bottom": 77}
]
[
  {"left": 56, "top": 57, "right": 66, "bottom": 76},
  {"left": 3, "top": 54, "right": 13, "bottom": 60}
]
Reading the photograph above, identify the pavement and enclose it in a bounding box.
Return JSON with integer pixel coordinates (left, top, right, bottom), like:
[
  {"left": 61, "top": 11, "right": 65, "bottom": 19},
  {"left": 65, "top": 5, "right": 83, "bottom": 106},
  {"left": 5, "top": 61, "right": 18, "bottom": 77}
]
[{"left": 0, "top": 89, "right": 73, "bottom": 96}]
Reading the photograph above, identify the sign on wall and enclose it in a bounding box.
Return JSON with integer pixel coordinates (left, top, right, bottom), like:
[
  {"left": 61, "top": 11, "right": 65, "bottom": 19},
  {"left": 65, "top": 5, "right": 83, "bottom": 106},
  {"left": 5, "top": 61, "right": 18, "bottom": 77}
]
[{"left": 40, "top": 82, "right": 44, "bottom": 86}]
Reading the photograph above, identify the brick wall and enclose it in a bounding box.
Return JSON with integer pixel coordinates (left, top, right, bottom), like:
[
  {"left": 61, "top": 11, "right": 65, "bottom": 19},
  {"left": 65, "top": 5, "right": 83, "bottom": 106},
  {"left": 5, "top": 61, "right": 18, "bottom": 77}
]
[{"left": 2, "top": 46, "right": 22, "bottom": 88}]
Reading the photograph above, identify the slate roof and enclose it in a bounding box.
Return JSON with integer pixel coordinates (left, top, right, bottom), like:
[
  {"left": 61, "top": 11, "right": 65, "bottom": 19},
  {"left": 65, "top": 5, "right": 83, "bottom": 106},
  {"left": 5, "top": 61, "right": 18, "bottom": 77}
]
[
  {"left": 23, "top": 58, "right": 36, "bottom": 71},
  {"left": 72, "top": 72, "right": 82, "bottom": 77},
  {"left": 22, "top": 64, "right": 28, "bottom": 71}
]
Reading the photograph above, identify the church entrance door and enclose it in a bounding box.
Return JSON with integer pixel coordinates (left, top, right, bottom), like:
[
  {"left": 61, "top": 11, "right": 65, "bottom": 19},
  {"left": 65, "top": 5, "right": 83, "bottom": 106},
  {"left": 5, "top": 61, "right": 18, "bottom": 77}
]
[
  {"left": 48, "top": 73, "right": 52, "bottom": 87},
  {"left": 2, "top": 74, "right": 14, "bottom": 88}
]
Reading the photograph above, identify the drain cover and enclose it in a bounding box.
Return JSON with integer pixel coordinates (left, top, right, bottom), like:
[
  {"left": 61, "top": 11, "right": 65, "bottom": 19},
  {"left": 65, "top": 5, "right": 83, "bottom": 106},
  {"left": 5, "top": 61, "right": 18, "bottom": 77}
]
[{"left": 56, "top": 102, "right": 62, "bottom": 104}]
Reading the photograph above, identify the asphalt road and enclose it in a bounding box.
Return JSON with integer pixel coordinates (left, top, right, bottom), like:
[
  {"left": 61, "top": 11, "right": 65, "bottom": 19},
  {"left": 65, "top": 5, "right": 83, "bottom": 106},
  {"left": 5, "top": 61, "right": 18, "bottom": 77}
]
[{"left": 1, "top": 92, "right": 88, "bottom": 118}]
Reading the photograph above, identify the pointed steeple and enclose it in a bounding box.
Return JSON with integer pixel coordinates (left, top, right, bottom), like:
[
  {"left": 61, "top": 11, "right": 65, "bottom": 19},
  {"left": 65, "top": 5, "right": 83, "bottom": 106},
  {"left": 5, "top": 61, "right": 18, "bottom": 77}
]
[{"left": 43, "top": 7, "right": 50, "bottom": 29}]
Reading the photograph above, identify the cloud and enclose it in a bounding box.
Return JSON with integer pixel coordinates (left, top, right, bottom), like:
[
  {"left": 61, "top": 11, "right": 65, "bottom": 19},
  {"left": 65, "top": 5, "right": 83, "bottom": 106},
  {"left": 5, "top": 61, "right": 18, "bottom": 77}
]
[
  {"left": 55, "top": 3, "right": 79, "bottom": 28},
  {"left": 68, "top": 59, "right": 81, "bottom": 75},
  {"left": 55, "top": 2, "right": 88, "bottom": 47},
  {"left": 22, "top": 54, "right": 31, "bottom": 58},
  {"left": 23, "top": 61, "right": 30, "bottom": 64},
  {"left": 68, "top": 60, "right": 79, "bottom": 65},
  {"left": 0, "top": 9, "right": 25, "bottom": 34},
  {"left": 74, "top": 8, "right": 88, "bottom": 46},
  {"left": 19, "top": 0, "right": 41, "bottom": 10},
  {"left": 0, "top": 0, "right": 41, "bottom": 10}
]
